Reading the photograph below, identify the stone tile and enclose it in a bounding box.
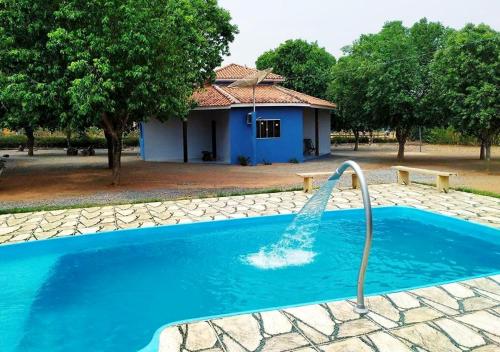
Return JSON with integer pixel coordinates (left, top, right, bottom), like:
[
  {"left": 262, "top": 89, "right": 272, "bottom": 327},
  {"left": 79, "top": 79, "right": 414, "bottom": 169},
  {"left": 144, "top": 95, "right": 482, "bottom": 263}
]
[
  {"left": 367, "top": 311, "right": 399, "bottom": 329},
  {"left": 386, "top": 292, "right": 421, "bottom": 310},
  {"left": 212, "top": 314, "right": 262, "bottom": 351},
  {"left": 284, "top": 305, "right": 335, "bottom": 336},
  {"left": 368, "top": 331, "right": 412, "bottom": 352},
  {"left": 462, "top": 296, "right": 498, "bottom": 312},
  {"left": 260, "top": 311, "right": 292, "bottom": 335},
  {"left": 185, "top": 322, "right": 218, "bottom": 351},
  {"left": 326, "top": 301, "right": 359, "bottom": 322},
  {"left": 365, "top": 296, "right": 400, "bottom": 322},
  {"left": 472, "top": 345, "right": 500, "bottom": 352},
  {"left": 261, "top": 332, "right": 311, "bottom": 351},
  {"left": 466, "top": 278, "right": 500, "bottom": 295},
  {"left": 420, "top": 298, "right": 460, "bottom": 316},
  {"left": 441, "top": 282, "right": 475, "bottom": 298},
  {"left": 318, "top": 337, "right": 373, "bottom": 352},
  {"left": 393, "top": 323, "right": 461, "bottom": 352},
  {"left": 336, "top": 318, "right": 380, "bottom": 338},
  {"left": 411, "top": 287, "right": 459, "bottom": 310},
  {"left": 402, "top": 306, "right": 443, "bottom": 324},
  {"left": 456, "top": 311, "right": 500, "bottom": 336},
  {"left": 434, "top": 318, "right": 486, "bottom": 348},
  {"left": 158, "top": 326, "right": 183, "bottom": 352}
]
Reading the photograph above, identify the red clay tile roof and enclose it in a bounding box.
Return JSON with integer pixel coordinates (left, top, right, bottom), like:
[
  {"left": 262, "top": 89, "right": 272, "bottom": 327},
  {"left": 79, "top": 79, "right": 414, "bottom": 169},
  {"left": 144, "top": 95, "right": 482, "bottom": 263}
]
[
  {"left": 193, "top": 84, "right": 335, "bottom": 109},
  {"left": 191, "top": 64, "right": 336, "bottom": 109},
  {"left": 191, "top": 85, "right": 232, "bottom": 107},
  {"left": 274, "top": 86, "right": 336, "bottom": 109},
  {"left": 215, "top": 63, "right": 284, "bottom": 82}
]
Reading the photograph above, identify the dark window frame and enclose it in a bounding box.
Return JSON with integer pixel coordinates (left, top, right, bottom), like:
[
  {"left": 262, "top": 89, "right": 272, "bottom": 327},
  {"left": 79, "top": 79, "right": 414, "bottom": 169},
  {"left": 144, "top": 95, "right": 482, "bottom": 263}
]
[{"left": 256, "top": 119, "right": 281, "bottom": 139}]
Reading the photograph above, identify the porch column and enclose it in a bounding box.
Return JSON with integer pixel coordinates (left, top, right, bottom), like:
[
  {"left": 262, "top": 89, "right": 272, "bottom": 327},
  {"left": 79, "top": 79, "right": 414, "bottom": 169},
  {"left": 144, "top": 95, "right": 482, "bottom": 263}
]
[
  {"left": 182, "top": 119, "right": 188, "bottom": 163},
  {"left": 211, "top": 120, "right": 217, "bottom": 160},
  {"left": 314, "top": 108, "right": 319, "bottom": 156}
]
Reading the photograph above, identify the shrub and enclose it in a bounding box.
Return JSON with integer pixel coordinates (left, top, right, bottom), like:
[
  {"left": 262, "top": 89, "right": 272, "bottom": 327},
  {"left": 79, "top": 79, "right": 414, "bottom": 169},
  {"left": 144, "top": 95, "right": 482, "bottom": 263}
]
[
  {"left": 0, "top": 135, "right": 139, "bottom": 149},
  {"left": 288, "top": 158, "right": 299, "bottom": 163},
  {"left": 422, "top": 127, "right": 478, "bottom": 145},
  {"left": 330, "top": 136, "right": 396, "bottom": 144},
  {"left": 237, "top": 155, "right": 250, "bottom": 166}
]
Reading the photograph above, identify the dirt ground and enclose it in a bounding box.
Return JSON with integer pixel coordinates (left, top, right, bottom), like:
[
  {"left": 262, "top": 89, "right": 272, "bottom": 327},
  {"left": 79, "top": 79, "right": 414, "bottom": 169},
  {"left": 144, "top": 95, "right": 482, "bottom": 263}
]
[{"left": 0, "top": 143, "right": 498, "bottom": 206}]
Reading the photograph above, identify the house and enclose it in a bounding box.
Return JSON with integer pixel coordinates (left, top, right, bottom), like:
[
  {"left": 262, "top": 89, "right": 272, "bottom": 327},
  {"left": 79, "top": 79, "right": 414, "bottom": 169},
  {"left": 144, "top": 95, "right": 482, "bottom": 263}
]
[{"left": 139, "top": 64, "right": 335, "bottom": 164}]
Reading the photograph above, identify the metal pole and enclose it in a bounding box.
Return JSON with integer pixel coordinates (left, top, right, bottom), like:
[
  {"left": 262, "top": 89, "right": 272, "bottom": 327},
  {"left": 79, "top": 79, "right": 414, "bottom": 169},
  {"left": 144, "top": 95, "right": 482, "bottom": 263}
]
[
  {"left": 252, "top": 85, "right": 257, "bottom": 166},
  {"left": 253, "top": 85, "right": 256, "bottom": 113},
  {"left": 329, "top": 160, "right": 372, "bottom": 314},
  {"left": 419, "top": 127, "right": 422, "bottom": 153}
]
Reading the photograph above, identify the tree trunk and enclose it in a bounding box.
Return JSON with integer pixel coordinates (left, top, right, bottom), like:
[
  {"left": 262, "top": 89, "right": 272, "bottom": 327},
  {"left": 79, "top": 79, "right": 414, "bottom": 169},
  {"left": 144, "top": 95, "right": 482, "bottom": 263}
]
[
  {"left": 102, "top": 112, "right": 126, "bottom": 185},
  {"left": 104, "top": 129, "right": 114, "bottom": 169},
  {"left": 66, "top": 128, "right": 72, "bottom": 149},
  {"left": 25, "top": 126, "right": 35, "bottom": 156},
  {"left": 484, "top": 138, "right": 492, "bottom": 161},
  {"left": 479, "top": 139, "right": 486, "bottom": 160},
  {"left": 353, "top": 130, "right": 360, "bottom": 151},
  {"left": 111, "top": 133, "right": 122, "bottom": 185},
  {"left": 395, "top": 127, "right": 407, "bottom": 162}
]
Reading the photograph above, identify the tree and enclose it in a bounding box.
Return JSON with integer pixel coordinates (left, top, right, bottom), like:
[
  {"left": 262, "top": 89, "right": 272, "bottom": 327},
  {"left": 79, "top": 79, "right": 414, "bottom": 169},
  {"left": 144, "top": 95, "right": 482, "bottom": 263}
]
[
  {"left": 47, "top": 0, "right": 236, "bottom": 184},
  {"left": 256, "top": 39, "right": 336, "bottom": 99},
  {"left": 351, "top": 20, "right": 449, "bottom": 161},
  {"left": 431, "top": 24, "right": 499, "bottom": 160},
  {"left": 0, "top": 0, "right": 62, "bottom": 156},
  {"left": 328, "top": 53, "right": 372, "bottom": 151}
]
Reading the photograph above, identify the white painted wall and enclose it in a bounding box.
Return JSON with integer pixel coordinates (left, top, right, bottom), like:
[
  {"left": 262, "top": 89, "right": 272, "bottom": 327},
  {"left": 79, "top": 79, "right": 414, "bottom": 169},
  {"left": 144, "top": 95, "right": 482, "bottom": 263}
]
[
  {"left": 186, "top": 110, "right": 230, "bottom": 163},
  {"left": 303, "top": 108, "right": 315, "bottom": 143},
  {"left": 141, "top": 117, "right": 183, "bottom": 161},
  {"left": 141, "top": 110, "right": 230, "bottom": 163},
  {"left": 302, "top": 108, "right": 332, "bottom": 156},
  {"left": 318, "top": 109, "right": 332, "bottom": 155}
]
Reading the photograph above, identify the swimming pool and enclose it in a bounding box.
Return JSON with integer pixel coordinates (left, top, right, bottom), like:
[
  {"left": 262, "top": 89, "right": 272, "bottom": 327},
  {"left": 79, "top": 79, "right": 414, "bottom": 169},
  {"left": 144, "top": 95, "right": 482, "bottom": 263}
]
[{"left": 0, "top": 206, "right": 499, "bottom": 352}]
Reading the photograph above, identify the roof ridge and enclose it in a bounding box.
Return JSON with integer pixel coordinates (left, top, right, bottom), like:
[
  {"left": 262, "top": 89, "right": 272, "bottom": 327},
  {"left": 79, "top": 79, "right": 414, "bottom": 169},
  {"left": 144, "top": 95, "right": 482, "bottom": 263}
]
[
  {"left": 275, "top": 85, "right": 335, "bottom": 106},
  {"left": 213, "top": 84, "right": 241, "bottom": 104},
  {"left": 273, "top": 85, "right": 307, "bottom": 103}
]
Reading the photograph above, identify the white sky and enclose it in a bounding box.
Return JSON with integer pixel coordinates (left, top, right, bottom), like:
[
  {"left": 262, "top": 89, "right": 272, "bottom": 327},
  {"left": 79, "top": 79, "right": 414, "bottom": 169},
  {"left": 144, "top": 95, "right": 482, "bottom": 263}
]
[{"left": 218, "top": 0, "right": 500, "bottom": 66}]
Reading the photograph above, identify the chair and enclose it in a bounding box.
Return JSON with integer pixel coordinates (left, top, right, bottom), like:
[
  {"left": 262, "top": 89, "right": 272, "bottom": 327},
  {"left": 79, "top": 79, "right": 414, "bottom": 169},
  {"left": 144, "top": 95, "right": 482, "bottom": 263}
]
[{"left": 303, "top": 139, "right": 316, "bottom": 156}]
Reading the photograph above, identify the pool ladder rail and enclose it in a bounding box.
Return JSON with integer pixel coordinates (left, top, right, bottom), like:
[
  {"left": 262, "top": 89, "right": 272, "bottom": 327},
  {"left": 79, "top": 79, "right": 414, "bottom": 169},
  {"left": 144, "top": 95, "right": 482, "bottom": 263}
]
[{"left": 329, "top": 160, "right": 372, "bottom": 314}]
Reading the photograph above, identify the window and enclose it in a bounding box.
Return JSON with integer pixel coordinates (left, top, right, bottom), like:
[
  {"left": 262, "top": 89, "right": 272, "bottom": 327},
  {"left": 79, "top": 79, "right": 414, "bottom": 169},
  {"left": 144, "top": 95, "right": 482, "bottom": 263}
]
[{"left": 257, "top": 119, "right": 281, "bottom": 138}]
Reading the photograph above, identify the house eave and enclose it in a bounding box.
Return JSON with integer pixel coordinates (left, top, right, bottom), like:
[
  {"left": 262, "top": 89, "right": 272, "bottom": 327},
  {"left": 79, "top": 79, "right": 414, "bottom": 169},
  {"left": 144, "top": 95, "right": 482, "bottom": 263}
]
[{"left": 192, "top": 103, "right": 335, "bottom": 111}]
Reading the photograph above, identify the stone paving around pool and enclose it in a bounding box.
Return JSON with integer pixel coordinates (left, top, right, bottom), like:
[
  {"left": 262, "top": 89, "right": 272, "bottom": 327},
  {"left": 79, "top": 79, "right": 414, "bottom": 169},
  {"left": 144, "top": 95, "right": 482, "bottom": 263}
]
[
  {"left": 0, "top": 183, "right": 499, "bottom": 351},
  {"left": 1, "top": 184, "right": 499, "bottom": 244},
  {"left": 158, "top": 276, "right": 500, "bottom": 352}
]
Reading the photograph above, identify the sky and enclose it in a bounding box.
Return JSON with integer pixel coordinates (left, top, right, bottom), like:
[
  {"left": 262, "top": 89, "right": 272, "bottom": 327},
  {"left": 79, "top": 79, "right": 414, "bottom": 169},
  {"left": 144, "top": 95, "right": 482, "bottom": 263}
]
[{"left": 218, "top": 0, "right": 500, "bottom": 66}]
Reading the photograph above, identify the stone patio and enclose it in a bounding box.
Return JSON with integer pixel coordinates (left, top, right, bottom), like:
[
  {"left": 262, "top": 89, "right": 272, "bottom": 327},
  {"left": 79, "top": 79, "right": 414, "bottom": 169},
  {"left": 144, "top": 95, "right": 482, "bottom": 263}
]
[
  {"left": 0, "top": 183, "right": 499, "bottom": 351},
  {"left": 156, "top": 276, "right": 500, "bottom": 352},
  {"left": 1, "top": 184, "right": 499, "bottom": 244}
]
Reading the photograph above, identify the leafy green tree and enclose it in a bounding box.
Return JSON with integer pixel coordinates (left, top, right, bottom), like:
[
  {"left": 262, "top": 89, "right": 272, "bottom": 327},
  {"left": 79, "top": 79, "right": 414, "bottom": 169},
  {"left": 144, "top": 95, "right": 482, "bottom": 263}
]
[
  {"left": 0, "top": 0, "right": 63, "bottom": 156},
  {"left": 256, "top": 39, "right": 336, "bottom": 99},
  {"left": 47, "top": 0, "right": 236, "bottom": 184},
  {"left": 431, "top": 24, "right": 499, "bottom": 160},
  {"left": 352, "top": 20, "right": 449, "bottom": 160},
  {"left": 328, "top": 53, "right": 372, "bottom": 150}
]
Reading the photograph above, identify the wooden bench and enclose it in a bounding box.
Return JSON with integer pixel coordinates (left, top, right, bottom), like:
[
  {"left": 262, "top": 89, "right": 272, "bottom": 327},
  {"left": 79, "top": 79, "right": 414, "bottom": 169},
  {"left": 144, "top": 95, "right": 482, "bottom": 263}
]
[
  {"left": 391, "top": 166, "right": 457, "bottom": 193},
  {"left": 296, "top": 171, "right": 362, "bottom": 193}
]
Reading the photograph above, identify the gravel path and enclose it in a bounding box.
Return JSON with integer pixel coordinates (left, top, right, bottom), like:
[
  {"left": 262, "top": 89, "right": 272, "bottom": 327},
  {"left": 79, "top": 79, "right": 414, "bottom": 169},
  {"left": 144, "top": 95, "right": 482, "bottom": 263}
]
[{"left": 0, "top": 168, "right": 438, "bottom": 210}]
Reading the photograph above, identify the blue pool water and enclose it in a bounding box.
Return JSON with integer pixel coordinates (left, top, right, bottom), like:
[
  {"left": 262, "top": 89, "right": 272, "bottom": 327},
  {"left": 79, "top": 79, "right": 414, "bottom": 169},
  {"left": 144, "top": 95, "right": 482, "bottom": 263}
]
[{"left": 0, "top": 206, "right": 499, "bottom": 352}]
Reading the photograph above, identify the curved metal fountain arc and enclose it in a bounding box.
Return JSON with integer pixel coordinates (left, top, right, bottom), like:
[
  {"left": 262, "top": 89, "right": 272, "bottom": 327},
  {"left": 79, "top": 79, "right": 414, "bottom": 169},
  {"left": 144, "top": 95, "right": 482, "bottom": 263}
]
[{"left": 329, "top": 160, "right": 373, "bottom": 314}]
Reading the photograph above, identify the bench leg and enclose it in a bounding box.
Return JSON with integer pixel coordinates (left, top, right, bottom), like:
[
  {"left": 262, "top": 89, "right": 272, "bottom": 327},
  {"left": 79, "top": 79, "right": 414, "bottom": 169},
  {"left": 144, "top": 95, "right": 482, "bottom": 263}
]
[
  {"left": 303, "top": 177, "right": 313, "bottom": 193},
  {"left": 436, "top": 175, "right": 449, "bottom": 193},
  {"left": 397, "top": 170, "right": 411, "bottom": 186},
  {"left": 351, "top": 174, "right": 360, "bottom": 189}
]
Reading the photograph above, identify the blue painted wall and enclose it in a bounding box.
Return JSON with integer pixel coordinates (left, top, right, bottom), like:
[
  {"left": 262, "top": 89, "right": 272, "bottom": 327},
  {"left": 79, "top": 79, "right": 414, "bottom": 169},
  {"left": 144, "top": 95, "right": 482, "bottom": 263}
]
[
  {"left": 139, "top": 122, "right": 145, "bottom": 159},
  {"left": 229, "top": 107, "right": 304, "bottom": 164}
]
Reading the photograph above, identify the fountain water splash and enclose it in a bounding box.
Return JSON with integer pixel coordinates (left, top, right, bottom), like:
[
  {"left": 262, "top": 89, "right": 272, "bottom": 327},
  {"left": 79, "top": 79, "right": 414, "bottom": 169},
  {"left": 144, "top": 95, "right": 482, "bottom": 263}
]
[{"left": 244, "top": 174, "right": 340, "bottom": 269}]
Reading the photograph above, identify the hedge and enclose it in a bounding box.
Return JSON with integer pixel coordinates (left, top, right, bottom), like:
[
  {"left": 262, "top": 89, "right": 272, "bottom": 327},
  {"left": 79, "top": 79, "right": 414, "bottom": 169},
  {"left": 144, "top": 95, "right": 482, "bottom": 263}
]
[
  {"left": 331, "top": 136, "right": 397, "bottom": 144},
  {"left": 0, "top": 135, "right": 139, "bottom": 149}
]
